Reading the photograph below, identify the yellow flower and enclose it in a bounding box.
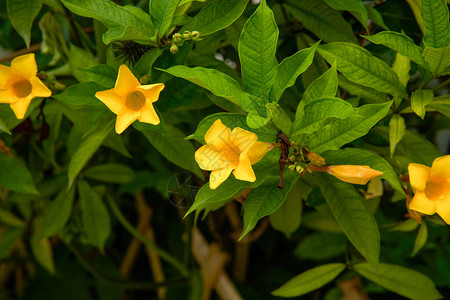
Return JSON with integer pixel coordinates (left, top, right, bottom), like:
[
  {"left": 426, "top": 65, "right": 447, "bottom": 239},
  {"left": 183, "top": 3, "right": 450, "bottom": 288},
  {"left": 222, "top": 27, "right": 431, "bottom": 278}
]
[
  {"left": 195, "top": 119, "right": 272, "bottom": 189},
  {"left": 326, "top": 165, "right": 383, "bottom": 185},
  {"left": 408, "top": 155, "right": 450, "bottom": 224},
  {"left": 0, "top": 53, "right": 51, "bottom": 119},
  {"left": 95, "top": 64, "right": 164, "bottom": 134}
]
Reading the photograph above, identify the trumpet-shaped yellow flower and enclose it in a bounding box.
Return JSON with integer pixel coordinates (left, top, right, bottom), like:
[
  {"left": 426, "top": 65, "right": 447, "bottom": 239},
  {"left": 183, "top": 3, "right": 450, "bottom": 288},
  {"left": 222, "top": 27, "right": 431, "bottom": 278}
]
[
  {"left": 408, "top": 155, "right": 450, "bottom": 224},
  {"left": 195, "top": 119, "right": 272, "bottom": 189},
  {"left": 95, "top": 65, "right": 164, "bottom": 134},
  {"left": 0, "top": 53, "right": 51, "bottom": 119},
  {"left": 326, "top": 165, "right": 383, "bottom": 185}
]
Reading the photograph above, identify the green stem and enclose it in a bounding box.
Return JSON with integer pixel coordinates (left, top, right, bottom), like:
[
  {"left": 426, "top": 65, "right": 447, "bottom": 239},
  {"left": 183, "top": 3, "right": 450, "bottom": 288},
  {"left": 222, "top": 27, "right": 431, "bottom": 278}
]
[
  {"left": 67, "top": 243, "right": 189, "bottom": 290},
  {"left": 106, "top": 196, "right": 190, "bottom": 277},
  {"left": 432, "top": 77, "right": 450, "bottom": 92}
]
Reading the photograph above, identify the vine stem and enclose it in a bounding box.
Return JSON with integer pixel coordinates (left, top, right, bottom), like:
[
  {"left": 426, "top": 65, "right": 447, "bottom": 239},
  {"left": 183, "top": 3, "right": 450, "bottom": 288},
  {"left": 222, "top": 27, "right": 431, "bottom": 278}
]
[{"left": 106, "top": 196, "right": 190, "bottom": 277}]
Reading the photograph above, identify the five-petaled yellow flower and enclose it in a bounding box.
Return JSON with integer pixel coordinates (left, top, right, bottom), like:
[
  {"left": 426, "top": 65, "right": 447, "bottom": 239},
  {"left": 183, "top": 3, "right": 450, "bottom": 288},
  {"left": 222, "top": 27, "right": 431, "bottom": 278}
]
[
  {"left": 0, "top": 53, "right": 52, "bottom": 119},
  {"left": 408, "top": 155, "right": 450, "bottom": 224},
  {"left": 195, "top": 119, "right": 272, "bottom": 189},
  {"left": 95, "top": 64, "right": 164, "bottom": 134}
]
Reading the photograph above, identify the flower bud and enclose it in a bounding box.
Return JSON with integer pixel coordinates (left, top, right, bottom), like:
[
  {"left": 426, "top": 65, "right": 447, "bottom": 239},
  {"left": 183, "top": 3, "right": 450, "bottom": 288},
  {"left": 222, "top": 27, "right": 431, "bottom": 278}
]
[
  {"left": 172, "top": 33, "right": 182, "bottom": 43},
  {"left": 326, "top": 165, "right": 383, "bottom": 185},
  {"left": 295, "top": 165, "right": 303, "bottom": 173},
  {"left": 182, "top": 31, "right": 191, "bottom": 39},
  {"left": 170, "top": 43, "right": 179, "bottom": 54},
  {"left": 307, "top": 152, "right": 325, "bottom": 166}
]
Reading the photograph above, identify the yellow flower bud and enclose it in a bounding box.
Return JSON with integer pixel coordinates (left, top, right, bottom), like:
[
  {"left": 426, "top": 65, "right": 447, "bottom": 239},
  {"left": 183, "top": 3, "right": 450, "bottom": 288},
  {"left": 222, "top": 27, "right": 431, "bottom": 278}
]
[
  {"left": 326, "top": 165, "right": 383, "bottom": 185},
  {"left": 307, "top": 152, "right": 325, "bottom": 166}
]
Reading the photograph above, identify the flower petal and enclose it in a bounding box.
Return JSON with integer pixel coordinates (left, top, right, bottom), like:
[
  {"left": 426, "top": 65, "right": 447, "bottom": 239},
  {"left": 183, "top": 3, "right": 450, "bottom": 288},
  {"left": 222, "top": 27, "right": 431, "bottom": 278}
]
[
  {"left": 233, "top": 155, "right": 256, "bottom": 182},
  {"left": 138, "top": 101, "right": 160, "bottom": 125},
  {"left": 409, "top": 192, "right": 436, "bottom": 215},
  {"left": 11, "top": 53, "right": 37, "bottom": 78},
  {"left": 115, "top": 110, "right": 139, "bottom": 134},
  {"left": 429, "top": 155, "right": 450, "bottom": 182},
  {"left": 435, "top": 194, "right": 450, "bottom": 224},
  {"left": 136, "top": 83, "right": 164, "bottom": 103},
  {"left": 408, "top": 163, "right": 431, "bottom": 192},
  {"left": 205, "top": 119, "right": 231, "bottom": 149},
  {"left": 0, "top": 89, "right": 17, "bottom": 103},
  {"left": 230, "top": 127, "right": 257, "bottom": 153},
  {"left": 195, "top": 145, "right": 227, "bottom": 171},
  {"left": 209, "top": 168, "right": 233, "bottom": 189},
  {"left": 0, "top": 65, "right": 12, "bottom": 87},
  {"left": 30, "top": 77, "right": 51, "bottom": 98},
  {"left": 114, "top": 65, "right": 140, "bottom": 97},
  {"left": 9, "top": 96, "right": 33, "bottom": 119},
  {"left": 95, "top": 89, "right": 125, "bottom": 115},
  {"left": 247, "top": 141, "right": 271, "bottom": 164}
]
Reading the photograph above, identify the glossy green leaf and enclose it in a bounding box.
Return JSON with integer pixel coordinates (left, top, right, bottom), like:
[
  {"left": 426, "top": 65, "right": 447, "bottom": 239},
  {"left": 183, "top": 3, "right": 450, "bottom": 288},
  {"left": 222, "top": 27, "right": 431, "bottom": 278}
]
[
  {"left": 0, "top": 153, "right": 38, "bottom": 194},
  {"left": 68, "top": 44, "right": 98, "bottom": 83},
  {"left": 0, "top": 227, "right": 24, "bottom": 260},
  {"left": 53, "top": 82, "right": 105, "bottom": 106},
  {"left": 7, "top": 0, "right": 43, "bottom": 47},
  {"left": 427, "top": 95, "right": 450, "bottom": 118},
  {"left": 181, "top": 0, "right": 248, "bottom": 36},
  {"left": 266, "top": 103, "right": 292, "bottom": 134},
  {"left": 134, "top": 48, "right": 164, "bottom": 77},
  {"left": 0, "top": 118, "right": 11, "bottom": 135},
  {"left": 241, "top": 173, "right": 298, "bottom": 239},
  {"left": 318, "top": 43, "right": 407, "bottom": 97},
  {"left": 365, "top": 4, "right": 389, "bottom": 30},
  {"left": 150, "top": 0, "right": 179, "bottom": 40},
  {"left": 78, "top": 180, "right": 111, "bottom": 250},
  {"left": 302, "top": 211, "right": 343, "bottom": 233},
  {"left": 137, "top": 123, "right": 203, "bottom": 179},
  {"left": 392, "top": 53, "right": 411, "bottom": 91},
  {"left": 321, "top": 147, "right": 404, "bottom": 194},
  {"left": 301, "top": 64, "right": 338, "bottom": 107},
  {"left": 272, "top": 263, "right": 346, "bottom": 297},
  {"left": 363, "top": 31, "right": 425, "bottom": 66},
  {"left": 30, "top": 226, "right": 56, "bottom": 273},
  {"left": 389, "top": 219, "right": 420, "bottom": 232},
  {"left": 412, "top": 221, "right": 428, "bottom": 256},
  {"left": 294, "top": 232, "right": 347, "bottom": 261},
  {"left": 83, "top": 164, "right": 135, "bottom": 183},
  {"left": 0, "top": 209, "right": 25, "bottom": 227},
  {"left": 338, "top": 75, "right": 388, "bottom": 104},
  {"left": 292, "top": 97, "right": 354, "bottom": 135},
  {"left": 285, "top": 0, "right": 357, "bottom": 43},
  {"left": 323, "top": 0, "right": 368, "bottom": 30},
  {"left": 354, "top": 263, "right": 442, "bottom": 299},
  {"left": 411, "top": 89, "right": 434, "bottom": 119},
  {"left": 61, "top": 0, "right": 155, "bottom": 44},
  {"left": 421, "top": 0, "right": 450, "bottom": 48},
  {"left": 239, "top": 0, "right": 278, "bottom": 108},
  {"left": 81, "top": 64, "right": 117, "bottom": 88},
  {"left": 187, "top": 113, "right": 277, "bottom": 143},
  {"left": 41, "top": 187, "right": 76, "bottom": 238},
  {"left": 68, "top": 118, "right": 114, "bottom": 188},
  {"left": 389, "top": 114, "right": 406, "bottom": 158},
  {"left": 422, "top": 45, "right": 450, "bottom": 74},
  {"left": 315, "top": 174, "right": 380, "bottom": 266},
  {"left": 308, "top": 101, "right": 392, "bottom": 154},
  {"left": 270, "top": 42, "right": 319, "bottom": 102}
]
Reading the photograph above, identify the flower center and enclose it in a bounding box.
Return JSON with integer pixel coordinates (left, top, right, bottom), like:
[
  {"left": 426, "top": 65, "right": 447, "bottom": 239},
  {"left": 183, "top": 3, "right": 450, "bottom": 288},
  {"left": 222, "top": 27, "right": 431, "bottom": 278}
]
[
  {"left": 125, "top": 91, "right": 146, "bottom": 111},
  {"left": 12, "top": 80, "right": 32, "bottom": 98},
  {"left": 222, "top": 143, "right": 241, "bottom": 169}
]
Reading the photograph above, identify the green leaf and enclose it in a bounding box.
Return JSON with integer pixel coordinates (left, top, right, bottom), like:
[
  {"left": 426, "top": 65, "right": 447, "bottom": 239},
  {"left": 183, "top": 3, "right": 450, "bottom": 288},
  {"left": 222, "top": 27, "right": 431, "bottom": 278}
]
[
  {"left": 30, "top": 223, "right": 56, "bottom": 273},
  {"left": 53, "top": 82, "right": 105, "bottom": 106},
  {"left": 294, "top": 232, "right": 347, "bottom": 261},
  {"left": 7, "top": 0, "right": 43, "bottom": 47},
  {"left": 81, "top": 64, "right": 117, "bottom": 88},
  {"left": 422, "top": 45, "right": 450, "bottom": 74},
  {"left": 301, "top": 64, "right": 338, "bottom": 106},
  {"left": 266, "top": 103, "right": 292, "bottom": 134},
  {"left": 338, "top": 75, "right": 388, "bottom": 104},
  {"left": 241, "top": 173, "right": 298, "bottom": 239},
  {"left": 314, "top": 174, "right": 380, "bottom": 266},
  {"left": 239, "top": 0, "right": 278, "bottom": 106},
  {"left": 392, "top": 52, "right": 411, "bottom": 90},
  {"left": 0, "top": 209, "right": 25, "bottom": 227},
  {"left": 137, "top": 123, "right": 203, "bottom": 179},
  {"left": 421, "top": 0, "right": 450, "bottom": 48},
  {"left": 308, "top": 102, "right": 392, "bottom": 154},
  {"left": 0, "top": 118, "right": 11, "bottom": 135},
  {"left": 68, "top": 44, "right": 98, "bottom": 83},
  {"left": 389, "top": 114, "right": 406, "bottom": 158},
  {"left": 150, "top": 0, "right": 179, "bottom": 40},
  {"left": 270, "top": 42, "right": 319, "bottom": 102},
  {"left": 285, "top": 0, "right": 357, "bottom": 44},
  {"left": 412, "top": 221, "right": 428, "bottom": 256},
  {"left": 365, "top": 4, "right": 389, "bottom": 30},
  {"left": 67, "top": 118, "right": 114, "bottom": 188},
  {"left": 78, "top": 180, "right": 111, "bottom": 250},
  {"left": 272, "top": 263, "right": 346, "bottom": 297},
  {"left": 269, "top": 183, "right": 303, "bottom": 238},
  {"left": 354, "top": 262, "right": 442, "bottom": 299},
  {"left": 0, "top": 227, "right": 24, "bottom": 260},
  {"left": 427, "top": 94, "right": 450, "bottom": 118},
  {"left": 83, "top": 164, "right": 135, "bottom": 183},
  {"left": 363, "top": 31, "right": 425, "bottom": 66},
  {"left": 411, "top": 89, "right": 434, "bottom": 119},
  {"left": 41, "top": 187, "right": 76, "bottom": 238},
  {"left": 187, "top": 113, "right": 277, "bottom": 143},
  {"left": 323, "top": 0, "right": 368, "bottom": 30},
  {"left": 292, "top": 97, "right": 354, "bottom": 135},
  {"left": 61, "top": 0, "right": 156, "bottom": 44},
  {"left": 246, "top": 109, "right": 271, "bottom": 129},
  {"left": 302, "top": 210, "right": 343, "bottom": 233},
  {"left": 134, "top": 48, "right": 164, "bottom": 77},
  {"left": 318, "top": 43, "right": 407, "bottom": 98},
  {"left": 181, "top": 0, "right": 248, "bottom": 36},
  {"left": 0, "top": 153, "right": 38, "bottom": 194},
  {"left": 321, "top": 148, "right": 404, "bottom": 195}
]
